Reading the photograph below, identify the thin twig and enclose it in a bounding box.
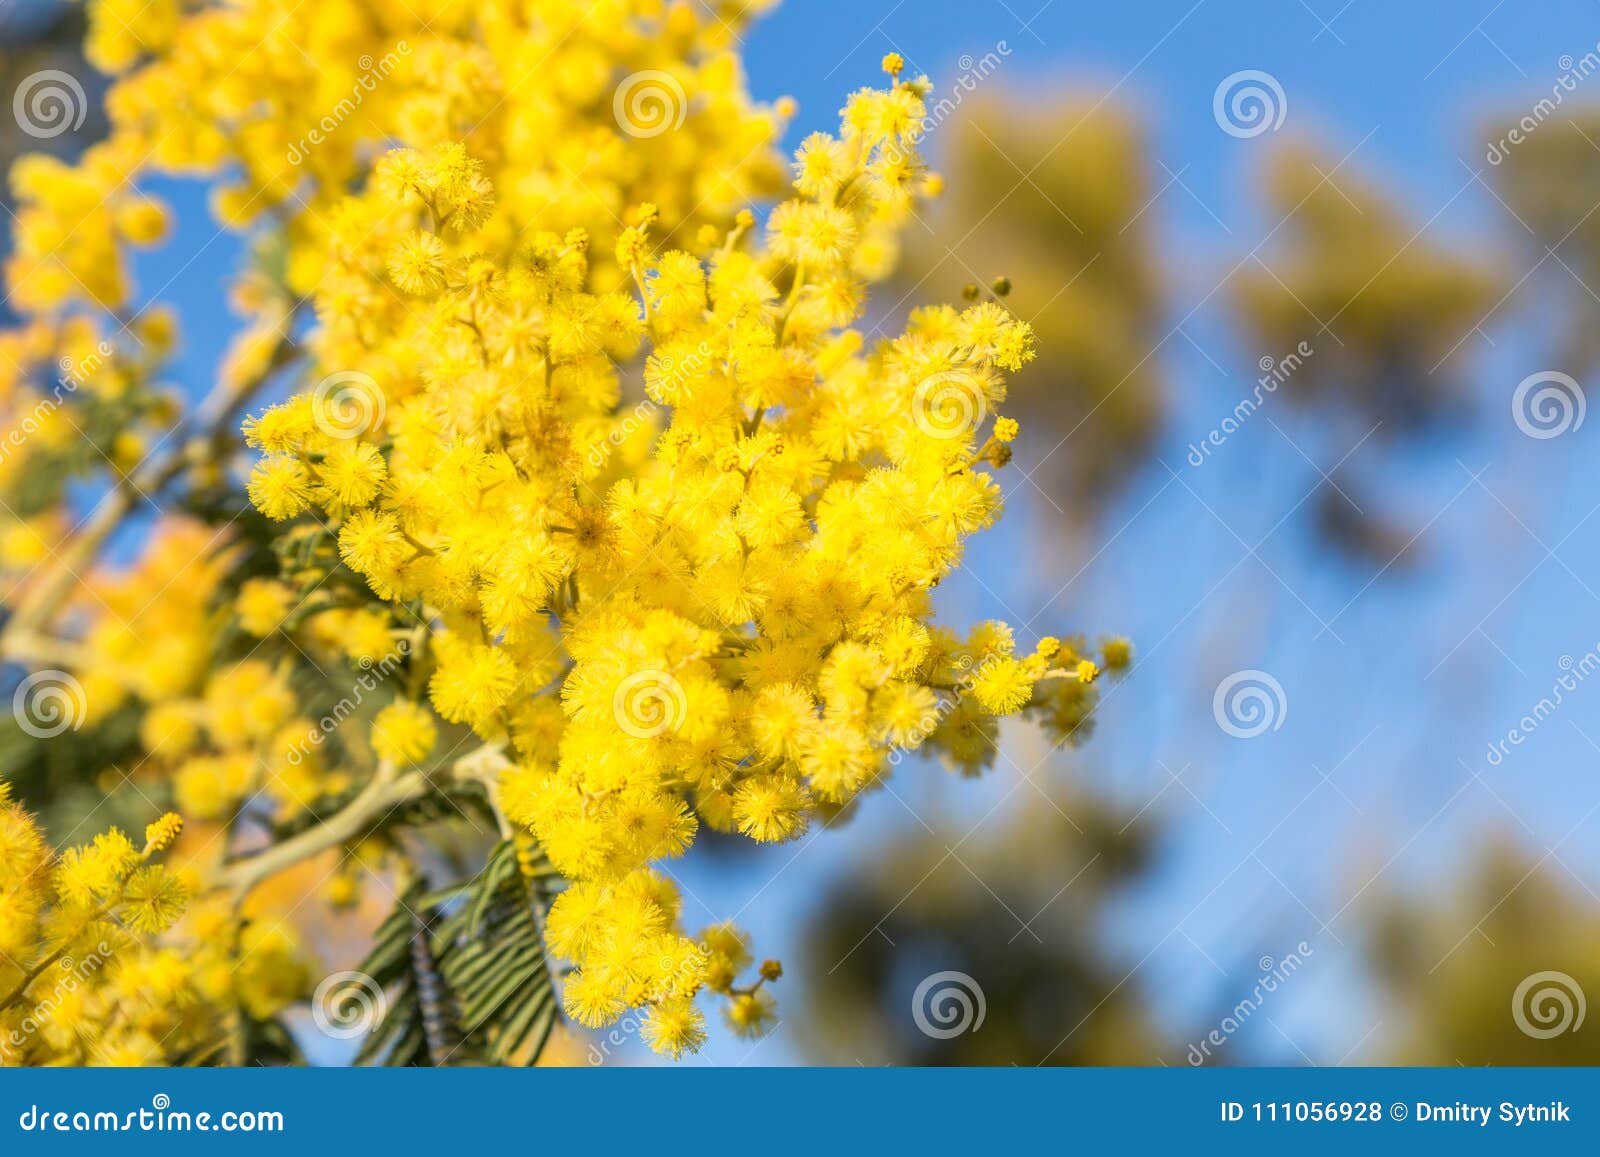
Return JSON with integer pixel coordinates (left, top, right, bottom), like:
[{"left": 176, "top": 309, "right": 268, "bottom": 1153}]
[
  {"left": 0, "top": 320, "right": 303, "bottom": 661},
  {"left": 212, "top": 763, "right": 426, "bottom": 898}
]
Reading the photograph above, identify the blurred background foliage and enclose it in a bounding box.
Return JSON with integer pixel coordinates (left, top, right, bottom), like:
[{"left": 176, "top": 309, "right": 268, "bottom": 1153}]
[
  {"left": 788, "top": 77, "right": 1600, "bottom": 1065},
  {"left": 1368, "top": 844, "right": 1600, "bottom": 1065},
  {"left": 903, "top": 95, "right": 1166, "bottom": 522},
  {"left": 1230, "top": 143, "right": 1503, "bottom": 561},
  {"left": 1234, "top": 142, "right": 1501, "bottom": 433},
  {"left": 799, "top": 783, "right": 1169, "bottom": 1065},
  {"left": 1488, "top": 108, "right": 1600, "bottom": 375},
  {"left": 0, "top": 1, "right": 104, "bottom": 293}
]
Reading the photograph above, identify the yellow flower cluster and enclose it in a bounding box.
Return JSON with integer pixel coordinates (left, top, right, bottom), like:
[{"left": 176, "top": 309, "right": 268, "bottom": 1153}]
[
  {"left": 0, "top": 790, "right": 193, "bottom": 1064},
  {"left": 10, "top": 0, "right": 787, "bottom": 320},
  {"left": 1, "top": 0, "right": 792, "bottom": 688},
  {"left": 0, "top": 787, "right": 312, "bottom": 1068},
  {"left": 76, "top": 524, "right": 233, "bottom": 719},
  {"left": 154, "top": 658, "right": 352, "bottom": 822},
  {"left": 238, "top": 63, "right": 1124, "bottom": 1050},
  {"left": 0, "top": 315, "right": 179, "bottom": 602},
  {"left": 0, "top": 0, "right": 1128, "bottom": 1064}
]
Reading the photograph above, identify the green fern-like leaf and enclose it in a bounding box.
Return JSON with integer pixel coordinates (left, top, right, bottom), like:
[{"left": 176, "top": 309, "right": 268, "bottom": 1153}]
[
  {"left": 352, "top": 839, "right": 562, "bottom": 1066},
  {"left": 352, "top": 881, "right": 475, "bottom": 1066},
  {"left": 440, "top": 839, "right": 561, "bottom": 1064}
]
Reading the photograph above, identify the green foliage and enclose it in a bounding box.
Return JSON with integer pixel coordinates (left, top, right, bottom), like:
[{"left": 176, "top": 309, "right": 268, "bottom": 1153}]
[
  {"left": 800, "top": 786, "right": 1171, "bottom": 1065},
  {"left": 1236, "top": 141, "right": 1500, "bottom": 428},
  {"left": 0, "top": 698, "right": 147, "bottom": 839},
  {"left": 1367, "top": 841, "right": 1600, "bottom": 1065},
  {"left": 354, "top": 839, "right": 562, "bottom": 1066},
  {"left": 905, "top": 94, "right": 1166, "bottom": 515}
]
